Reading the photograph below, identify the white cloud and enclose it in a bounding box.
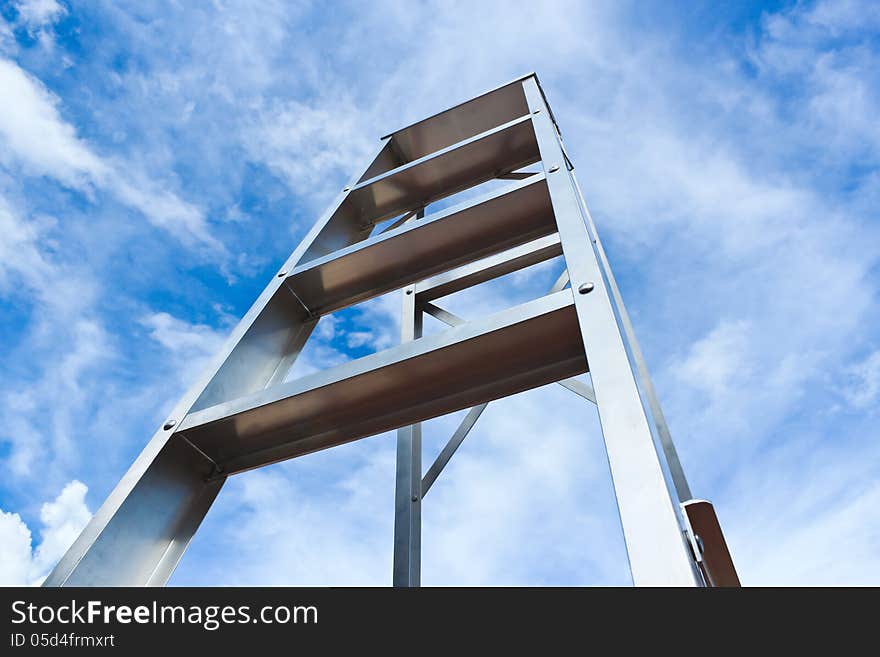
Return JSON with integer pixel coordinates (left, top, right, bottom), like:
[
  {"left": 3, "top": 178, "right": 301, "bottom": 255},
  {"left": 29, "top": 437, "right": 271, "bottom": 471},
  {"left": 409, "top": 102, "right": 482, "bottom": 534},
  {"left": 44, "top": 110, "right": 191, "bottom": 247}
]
[
  {"left": 141, "top": 311, "right": 229, "bottom": 390},
  {"left": 676, "top": 320, "right": 752, "bottom": 398},
  {"left": 191, "top": 455, "right": 394, "bottom": 586},
  {"left": 0, "top": 508, "right": 33, "bottom": 586},
  {"left": 718, "top": 419, "right": 880, "bottom": 585},
  {"left": 738, "top": 480, "right": 880, "bottom": 585},
  {"left": 244, "top": 97, "right": 373, "bottom": 200},
  {"left": 314, "top": 314, "right": 337, "bottom": 341},
  {"left": 141, "top": 312, "right": 227, "bottom": 356},
  {"left": 2, "top": 319, "right": 112, "bottom": 477},
  {"left": 0, "top": 58, "right": 105, "bottom": 188},
  {"left": 767, "top": 0, "right": 880, "bottom": 40},
  {"left": 31, "top": 480, "right": 92, "bottom": 578},
  {"left": 348, "top": 293, "right": 398, "bottom": 351},
  {"left": 283, "top": 298, "right": 398, "bottom": 381},
  {"left": 0, "top": 18, "right": 17, "bottom": 55},
  {"left": 0, "top": 193, "right": 100, "bottom": 322},
  {"left": 0, "top": 196, "right": 54, "bottom": 298},
  {"left": 750, "top": 0, "right": 880, "bottom": 164},
  {"left": 843, "top": 350, "right": 880, "bottom": 409},
  {"left": 0, "top": 195, "right": 112, "bottom": 478},
  {"left": 344, "top": 331, "right": 374, "bottom": 349},
  {"left": 109, "top": 175, "right": 224, "bottom": 253},
  {"left": 14, "top": 0, "right": 66, "bottom": 29},
  {"left": 0, "top": 58, "right": 223, "bottom": 252},
  {"left": 0, "top": 480, "right": 91, "bottom": 586}
]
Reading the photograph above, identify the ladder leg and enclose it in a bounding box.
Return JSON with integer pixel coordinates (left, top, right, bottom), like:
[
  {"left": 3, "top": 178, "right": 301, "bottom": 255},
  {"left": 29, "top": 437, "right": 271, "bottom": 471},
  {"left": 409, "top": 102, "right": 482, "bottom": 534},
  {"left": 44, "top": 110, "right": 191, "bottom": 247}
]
[
  {"left": 43, "top": 137, "right": 392, "bottom": 588},
  {"left": 393, "top": 282, "right": 422, "bottom": 586},
  {"left": 43, "top": 436, "right": 224, "bottom": 586},
  {"left": 522, "top": 78, "right": 700, "bottom": 586}
]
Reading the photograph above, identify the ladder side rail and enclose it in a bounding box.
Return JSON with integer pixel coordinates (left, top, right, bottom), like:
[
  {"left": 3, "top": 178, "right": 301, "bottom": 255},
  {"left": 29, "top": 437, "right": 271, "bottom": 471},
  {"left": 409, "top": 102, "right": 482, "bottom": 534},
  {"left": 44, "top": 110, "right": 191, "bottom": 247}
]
[
  {"left": 521, "top": 77, "right": 700, "bottom": 586},
  {"left": 44, "top": 138, "right": 394, "bottom": 587}
]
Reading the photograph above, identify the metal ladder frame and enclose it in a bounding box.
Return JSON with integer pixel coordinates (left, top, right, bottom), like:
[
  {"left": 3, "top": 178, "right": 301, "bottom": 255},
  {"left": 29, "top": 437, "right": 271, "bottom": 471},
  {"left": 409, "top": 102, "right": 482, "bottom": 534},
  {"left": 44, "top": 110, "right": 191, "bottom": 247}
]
[{"left": 45, "top": 73, "right": 737, "bottom": 588}]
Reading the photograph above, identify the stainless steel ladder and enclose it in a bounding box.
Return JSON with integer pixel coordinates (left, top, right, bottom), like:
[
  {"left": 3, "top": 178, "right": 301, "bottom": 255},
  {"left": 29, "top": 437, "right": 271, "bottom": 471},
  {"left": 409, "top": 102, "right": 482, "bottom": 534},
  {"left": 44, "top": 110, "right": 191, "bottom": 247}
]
[{"left": 45, "top": 73, "right": 738, "bottom": 588}]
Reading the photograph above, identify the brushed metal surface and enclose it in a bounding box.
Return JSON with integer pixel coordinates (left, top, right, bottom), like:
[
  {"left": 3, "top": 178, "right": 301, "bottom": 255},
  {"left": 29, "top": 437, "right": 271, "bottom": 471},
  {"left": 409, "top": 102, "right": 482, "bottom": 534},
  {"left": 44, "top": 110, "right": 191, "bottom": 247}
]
[
  {"left": 179, "top": 291, "right": 586, "bottom": 473},
  {"left": 378, "top": 78, "right": 530, "bottom": 167},
  {"left": 284, "top": 173, "right": 553, "bottom": 315}
]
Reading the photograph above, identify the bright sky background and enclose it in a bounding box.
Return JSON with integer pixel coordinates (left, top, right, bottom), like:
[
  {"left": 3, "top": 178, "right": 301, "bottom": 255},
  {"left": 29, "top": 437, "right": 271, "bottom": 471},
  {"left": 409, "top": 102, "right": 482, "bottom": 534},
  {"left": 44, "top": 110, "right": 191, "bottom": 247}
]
[{"left": 1, "top": 0, "right": 879, "bottom": 586}]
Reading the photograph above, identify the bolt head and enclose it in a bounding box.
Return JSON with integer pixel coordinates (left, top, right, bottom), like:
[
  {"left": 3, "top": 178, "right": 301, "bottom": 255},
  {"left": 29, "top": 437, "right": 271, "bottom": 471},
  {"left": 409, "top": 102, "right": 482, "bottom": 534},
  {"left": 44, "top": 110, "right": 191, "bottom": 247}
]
[
  {"left": 405, "top": 289, "right": 413, "bottom": 295},
  {"left": 411, "top": 495, "right": 418, "bottom": 502},
  {"left": 343, "top": 187, "right": 351, "bottom": 192},
  {"left": 548, "top": 164, "right": 559, "bottom": 173},
  {"left": 277, "top": 271, "right": 288, "bottom": 278},
  {"left": 578, "top": 282, "right": 595, "bottom": 295},
  {"left": 163, "top": 420, "right": 176, "bottom": 431}
]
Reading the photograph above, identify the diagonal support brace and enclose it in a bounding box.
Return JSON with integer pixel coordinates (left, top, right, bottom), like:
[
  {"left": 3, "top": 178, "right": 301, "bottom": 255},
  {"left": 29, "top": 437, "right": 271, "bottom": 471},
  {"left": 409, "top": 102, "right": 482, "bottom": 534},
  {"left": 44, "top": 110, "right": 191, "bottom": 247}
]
[{"left": 421, "top": 403, "right": 488, "bottom": 497}]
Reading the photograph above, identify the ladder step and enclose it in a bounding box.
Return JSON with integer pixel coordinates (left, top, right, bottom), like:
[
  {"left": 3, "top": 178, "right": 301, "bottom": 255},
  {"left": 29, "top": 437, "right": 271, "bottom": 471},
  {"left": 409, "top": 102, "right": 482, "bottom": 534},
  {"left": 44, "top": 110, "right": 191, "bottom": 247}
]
[
  {"left": 177, "top": 290, "right": 585, "bottom": 474},
  {"left": 417, "top": 233, "right": 562, "bottom": 302},
  {"left": 375, "top": 76, "right": 531, "bottom": 169},
  {"left": 284, "top": 174, "right": 554, "bottom": 315},
  {"left": 341, "top": 114, "right": 539, "bottom": 227}
]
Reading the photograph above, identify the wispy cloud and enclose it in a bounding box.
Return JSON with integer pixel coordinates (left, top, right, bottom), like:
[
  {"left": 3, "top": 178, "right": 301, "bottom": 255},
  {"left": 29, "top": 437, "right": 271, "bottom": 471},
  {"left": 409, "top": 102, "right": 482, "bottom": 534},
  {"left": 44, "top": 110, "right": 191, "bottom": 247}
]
[
  {"left": 243, "top": 96, "right": 374, "bottom": 199},
  {"left": 13, "top": 1, "right": 66, "bottom": 30},
  {"left": 842, "top": 349, "right": 880, "bottom": 409},
  {"left": 0, "top": 57, "right": 223, "bottom": 252}
]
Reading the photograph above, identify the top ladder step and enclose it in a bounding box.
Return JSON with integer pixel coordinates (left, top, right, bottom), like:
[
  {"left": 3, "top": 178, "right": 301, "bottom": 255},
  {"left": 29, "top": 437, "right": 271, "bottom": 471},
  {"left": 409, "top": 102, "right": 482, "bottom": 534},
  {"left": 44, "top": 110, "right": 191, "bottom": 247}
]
[
  {"left": 368, "top": 75, "right": 534, "bottom": 177},
  {"left": 326, "top": 114, "right": 540, "bottom": 235}
]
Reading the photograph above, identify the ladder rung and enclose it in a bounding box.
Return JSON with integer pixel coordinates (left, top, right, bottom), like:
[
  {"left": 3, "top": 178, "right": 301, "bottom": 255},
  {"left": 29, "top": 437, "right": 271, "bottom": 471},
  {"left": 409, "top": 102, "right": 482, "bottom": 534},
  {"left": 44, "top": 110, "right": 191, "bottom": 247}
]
[
  {"left": 377, "top": 76, "right": 531, "bottom": 167},
  {"left": 416, "top": 232, "right": 562, "bottom": 302},
  {"left": 341, "top": 114, "right": 539, "bottom": 227},
  {"left": 177, "top": 290, "right": 586, "bottom": 474},
  {"left": 284, "top": 173, "right": 553, "bottom": 315}
]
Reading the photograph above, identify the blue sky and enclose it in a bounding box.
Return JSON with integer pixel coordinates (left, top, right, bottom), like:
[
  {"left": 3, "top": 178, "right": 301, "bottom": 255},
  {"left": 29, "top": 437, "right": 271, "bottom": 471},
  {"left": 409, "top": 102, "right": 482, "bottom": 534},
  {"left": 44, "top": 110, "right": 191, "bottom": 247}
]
[{"left": 0, "top": 0, "right": 878, "bottom": 586}]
